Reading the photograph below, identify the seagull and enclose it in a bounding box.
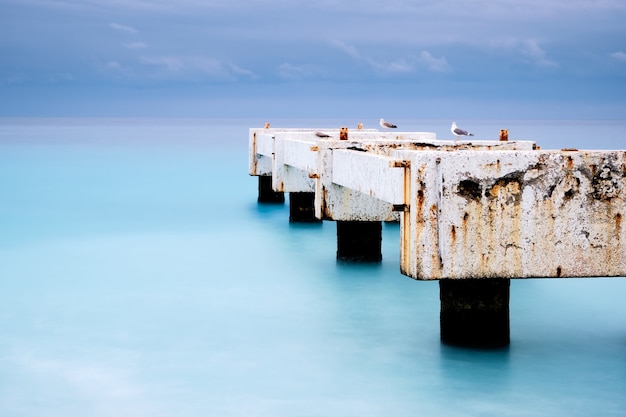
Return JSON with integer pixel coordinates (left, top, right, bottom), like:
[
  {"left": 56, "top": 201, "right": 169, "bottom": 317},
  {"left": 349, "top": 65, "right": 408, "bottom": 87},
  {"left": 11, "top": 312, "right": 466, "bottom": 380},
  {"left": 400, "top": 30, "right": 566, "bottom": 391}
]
[
  {"left": 451, "top": 121, "right": 473, "bottom": 140},
  {"left": 380, "top": 118, "right": 397, "bottom": 129}
]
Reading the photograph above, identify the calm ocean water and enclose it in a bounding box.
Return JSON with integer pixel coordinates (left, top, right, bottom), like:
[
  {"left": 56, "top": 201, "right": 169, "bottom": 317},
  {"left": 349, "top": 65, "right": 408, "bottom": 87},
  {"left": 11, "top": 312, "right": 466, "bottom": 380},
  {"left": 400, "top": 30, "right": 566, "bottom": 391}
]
[{"left": 1, "top": 118, "right": 625, "bottom": 417}]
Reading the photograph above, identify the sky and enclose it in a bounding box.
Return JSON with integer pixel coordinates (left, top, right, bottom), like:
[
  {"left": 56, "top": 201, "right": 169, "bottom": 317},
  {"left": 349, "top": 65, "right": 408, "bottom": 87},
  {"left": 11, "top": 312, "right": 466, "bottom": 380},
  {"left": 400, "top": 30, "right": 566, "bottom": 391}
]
[{"left": 1, "top": 0, "right": 626, "bottom": 118}]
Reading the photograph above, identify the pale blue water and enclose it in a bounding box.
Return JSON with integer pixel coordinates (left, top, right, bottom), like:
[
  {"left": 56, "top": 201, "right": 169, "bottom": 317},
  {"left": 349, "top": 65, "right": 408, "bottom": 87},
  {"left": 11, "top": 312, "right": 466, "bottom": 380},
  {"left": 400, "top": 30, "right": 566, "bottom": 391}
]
[{"left": 1, "top": 118, "right": 625, "bottom": 417}]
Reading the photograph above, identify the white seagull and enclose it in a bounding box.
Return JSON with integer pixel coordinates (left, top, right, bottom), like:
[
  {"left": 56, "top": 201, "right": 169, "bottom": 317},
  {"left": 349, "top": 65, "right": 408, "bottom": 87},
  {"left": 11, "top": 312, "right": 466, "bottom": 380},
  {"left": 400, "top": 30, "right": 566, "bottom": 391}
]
[
  {"left": 380, "top": 118, "right": 397, "bottom": 129},
  {"left": 451, "top": 121, "right": 473, "bottom": 139}
]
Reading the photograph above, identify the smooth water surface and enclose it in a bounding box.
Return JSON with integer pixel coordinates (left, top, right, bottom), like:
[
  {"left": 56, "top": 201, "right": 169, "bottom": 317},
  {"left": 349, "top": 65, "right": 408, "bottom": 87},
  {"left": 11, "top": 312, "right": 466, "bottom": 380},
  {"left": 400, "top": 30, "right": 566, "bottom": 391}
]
[{"left": 1, "top": 118, "right": 625, "bottom": 416}]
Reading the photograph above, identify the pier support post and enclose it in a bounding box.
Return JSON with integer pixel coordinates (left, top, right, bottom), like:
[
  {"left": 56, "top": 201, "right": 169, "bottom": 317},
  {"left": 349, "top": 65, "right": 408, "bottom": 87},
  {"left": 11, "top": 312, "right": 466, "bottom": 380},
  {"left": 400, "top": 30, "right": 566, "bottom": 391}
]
[
  {"left": 440, "top": 279, "right": 510, "bottom": 347},
  {"left": 257, "top": 176, "right": 284, "bottom": 203},
  {"left": 336, "top": 221, "right": 382, "bottom": 262},
  {"left": 289, "top": 192, "right": 320, "bottom": 222}
]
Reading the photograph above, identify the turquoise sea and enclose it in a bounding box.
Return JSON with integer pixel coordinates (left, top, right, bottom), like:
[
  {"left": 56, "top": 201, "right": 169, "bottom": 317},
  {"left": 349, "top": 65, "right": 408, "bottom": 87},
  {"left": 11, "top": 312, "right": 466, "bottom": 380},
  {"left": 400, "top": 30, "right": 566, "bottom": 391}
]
[{"left": 1, "top": 118, "right": 625, "bottom": 416}]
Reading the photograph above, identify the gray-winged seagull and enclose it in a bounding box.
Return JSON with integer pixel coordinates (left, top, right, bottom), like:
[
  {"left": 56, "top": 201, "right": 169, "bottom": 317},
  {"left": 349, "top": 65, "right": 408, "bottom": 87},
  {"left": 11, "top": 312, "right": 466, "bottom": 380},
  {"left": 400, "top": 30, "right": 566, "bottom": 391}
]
[
  {"left": 380, "top": 118, "right": 397, "bottom": 129},
  {"left": 451, "top": 121, "right": 473, "bottom": 139}
]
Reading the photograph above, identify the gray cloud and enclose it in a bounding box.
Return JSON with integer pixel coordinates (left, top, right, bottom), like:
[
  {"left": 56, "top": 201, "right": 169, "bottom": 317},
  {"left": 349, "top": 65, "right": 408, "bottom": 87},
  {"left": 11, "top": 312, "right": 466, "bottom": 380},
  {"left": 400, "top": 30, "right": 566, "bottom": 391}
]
[
  {"left": 331, "top": 41, "right": 451, "bottom": 75},
  {"left": 110, "top": 23, "right": 138, "bottom": 34},
  {"left": 610, "top": 51, "right": 626, "bottom": 61},
  {"left": 140, "top": 55, "right": 256, "bottom": 81},
  {"left": 278, "top": 63, "right": 320, "bottom": 80},
  {"left": 419, "top": 51, "right": 452, "bottom": 73},
  {"left": 520, "top": 40, "right": 558, "bottom": 68}
]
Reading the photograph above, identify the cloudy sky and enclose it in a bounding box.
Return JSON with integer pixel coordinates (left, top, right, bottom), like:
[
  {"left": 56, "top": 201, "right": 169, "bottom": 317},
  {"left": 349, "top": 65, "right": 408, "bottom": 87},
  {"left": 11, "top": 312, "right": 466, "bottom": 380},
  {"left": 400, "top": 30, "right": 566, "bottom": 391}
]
[{"left": 1, "top": 0, "right": 626, "bottom": 118}]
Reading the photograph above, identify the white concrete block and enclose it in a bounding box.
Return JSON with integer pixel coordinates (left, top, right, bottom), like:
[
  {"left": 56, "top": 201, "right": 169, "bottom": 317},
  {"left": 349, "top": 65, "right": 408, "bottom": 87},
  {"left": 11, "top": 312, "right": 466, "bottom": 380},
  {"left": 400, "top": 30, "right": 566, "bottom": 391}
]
[
  {"left": 332, "top": 149, "right": 405, "bottom": 205},
  {"left": 400, "top": 150, "right": 626, "bottom": 279}
]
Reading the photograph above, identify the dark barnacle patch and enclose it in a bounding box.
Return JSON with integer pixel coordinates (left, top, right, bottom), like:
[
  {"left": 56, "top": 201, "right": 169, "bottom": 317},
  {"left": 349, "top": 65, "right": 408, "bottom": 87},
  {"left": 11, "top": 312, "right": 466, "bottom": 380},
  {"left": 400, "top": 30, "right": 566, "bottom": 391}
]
[
  {"left": 457, "top": 179, "right": 482, "bottom": 201},
  {"left": 492, "top": 170, "right": 525, "bottom": 188},
  {"left": 591, "top": 165, "right": 622, "bottom": 201},
  {"left": 563, "top": 177, "right": 581, "bottom": 201},
  {"left": 486, "top": 171, "right": 525, "bottom": 204}
]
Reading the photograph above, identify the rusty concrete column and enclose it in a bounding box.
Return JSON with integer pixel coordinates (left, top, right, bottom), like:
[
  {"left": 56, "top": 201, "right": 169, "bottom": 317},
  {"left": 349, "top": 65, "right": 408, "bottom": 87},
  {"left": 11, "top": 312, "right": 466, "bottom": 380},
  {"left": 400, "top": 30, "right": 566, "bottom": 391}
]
[
  {"left": 257, "top": 176, "right": 284, "bottom": 203},
  {"left": 289, "top": 192, "right": 320, "bottom": 222},
  {"left": 336, "top": 221, "right": 382, "bottom": 262},
  {"left": 439, "top": 279, "right": 510, "bottom": 347}
]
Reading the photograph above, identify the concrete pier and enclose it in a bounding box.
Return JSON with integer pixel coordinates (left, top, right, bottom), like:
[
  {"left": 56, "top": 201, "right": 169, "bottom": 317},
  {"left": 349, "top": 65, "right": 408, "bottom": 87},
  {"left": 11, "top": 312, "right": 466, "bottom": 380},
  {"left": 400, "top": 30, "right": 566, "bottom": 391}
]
[
  {"left": 257, "top": 176, "right": 284, "bottom": 203},
  {"left": 396, "top": 149, "right": 626, "bottom": 279},
  {"left": 440, "top": 279, "right": 510, "bottom": 347},
  {"left": 248, "top": 125, "right": 626, "bottom": 346},
  {"left": 289, "top": 192, "right": 320, "bottom": 222},
  {"left": 336, "top": 221, "right": 382, "bottom": 262}
]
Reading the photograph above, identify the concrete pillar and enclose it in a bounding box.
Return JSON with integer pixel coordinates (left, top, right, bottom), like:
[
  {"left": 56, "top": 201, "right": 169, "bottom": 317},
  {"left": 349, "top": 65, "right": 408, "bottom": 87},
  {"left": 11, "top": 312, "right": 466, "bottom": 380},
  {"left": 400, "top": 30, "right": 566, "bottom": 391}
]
[
  {"left": 289, "top": 192, "right": 320, "bottom": 222},
  {"left": 257, "top": 176, "right": 284, "bottom": 203},
  {"left": 440, "top": 279, "right": 510, "bottom": 347},
  {"left": 336, "top": 221, "right": 382, "bottom": 262}
]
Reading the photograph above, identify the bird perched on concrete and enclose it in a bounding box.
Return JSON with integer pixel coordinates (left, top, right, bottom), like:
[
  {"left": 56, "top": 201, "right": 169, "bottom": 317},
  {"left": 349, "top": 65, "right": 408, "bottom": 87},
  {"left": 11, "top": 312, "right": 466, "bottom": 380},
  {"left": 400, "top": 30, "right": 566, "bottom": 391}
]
[
  {"left": 380, "top": 118, "right": 397, "bottom": 129},
  {"left": 451, "top": 121, "right": 473, "bottom": 139}
]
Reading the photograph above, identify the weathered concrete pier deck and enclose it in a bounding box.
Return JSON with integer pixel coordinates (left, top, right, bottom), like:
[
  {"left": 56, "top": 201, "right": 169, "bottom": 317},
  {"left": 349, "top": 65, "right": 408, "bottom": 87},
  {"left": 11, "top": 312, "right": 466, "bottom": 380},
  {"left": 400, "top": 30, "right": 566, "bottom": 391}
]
[{"left": 249, "top": 124, "right": 626, "bottom": 347}]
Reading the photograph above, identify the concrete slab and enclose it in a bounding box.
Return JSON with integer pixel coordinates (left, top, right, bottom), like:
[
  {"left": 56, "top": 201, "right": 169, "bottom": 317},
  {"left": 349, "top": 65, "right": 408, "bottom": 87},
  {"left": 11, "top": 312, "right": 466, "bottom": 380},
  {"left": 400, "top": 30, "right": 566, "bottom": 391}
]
[{"left": 397, "top": 149, "right": 626, "bottom": 279}]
